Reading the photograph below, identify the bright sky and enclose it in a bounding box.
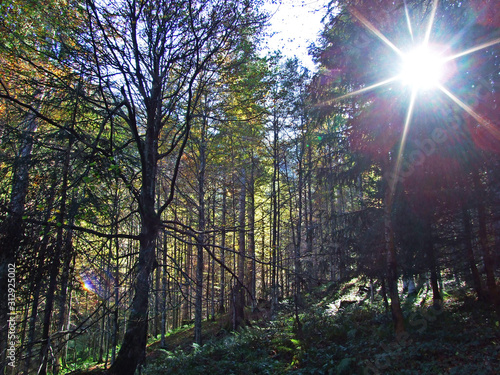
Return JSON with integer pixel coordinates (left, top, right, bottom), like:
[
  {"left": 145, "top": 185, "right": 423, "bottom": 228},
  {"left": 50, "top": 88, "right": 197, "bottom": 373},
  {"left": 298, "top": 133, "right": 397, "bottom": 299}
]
[{"left": 261, "top": 0, "right": 331, "bottom": 71}]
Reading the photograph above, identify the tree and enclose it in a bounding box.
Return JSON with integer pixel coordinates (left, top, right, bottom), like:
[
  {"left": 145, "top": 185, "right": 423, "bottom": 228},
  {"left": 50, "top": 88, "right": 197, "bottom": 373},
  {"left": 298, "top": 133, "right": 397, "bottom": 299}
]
[
  {"left": 0, "top": 2, "right": 86, "bottom": 372},
  {"left": 77, "top": 1, "right": 265, "bottom": 373},
  {"left": 311, "top": 0, "right": 500, "bottom": 334}
]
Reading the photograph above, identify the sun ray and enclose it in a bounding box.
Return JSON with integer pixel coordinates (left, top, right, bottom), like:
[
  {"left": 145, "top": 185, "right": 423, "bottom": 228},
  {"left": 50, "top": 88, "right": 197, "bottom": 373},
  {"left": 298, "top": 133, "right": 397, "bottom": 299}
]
[
  {"left": 424, "top": 0, "right": 439, "bottom": 45},
  {"left": 404, "top": 0, "right": 414, "bottom": 42},
  {"left": 444, "top": 38, "right": 500, "bottom": 62},
  {"left": 391, "top": 88, "right": 417, "bottom": 192},
  {"left": 438, "top": 83, "right": 500, "bottom": 139},
  {"left": 349, "top": 6, "right": 404, "bottom": 57},
  {"left": 326, "top": 76, "right": 400, "bottom": 104}
]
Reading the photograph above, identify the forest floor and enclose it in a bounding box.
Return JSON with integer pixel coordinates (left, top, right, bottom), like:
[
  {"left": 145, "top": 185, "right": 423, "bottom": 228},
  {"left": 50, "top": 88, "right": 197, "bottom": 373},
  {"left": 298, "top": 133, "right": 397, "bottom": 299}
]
[{"left": 142, "top": 277, "right": 500, "bottom": 375}]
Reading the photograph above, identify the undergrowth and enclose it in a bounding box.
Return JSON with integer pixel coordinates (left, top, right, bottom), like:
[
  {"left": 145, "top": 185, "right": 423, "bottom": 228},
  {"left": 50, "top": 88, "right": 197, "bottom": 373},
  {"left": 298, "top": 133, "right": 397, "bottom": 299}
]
[{"left": 143, "top": 278, "right": 500, "bottom": 375}]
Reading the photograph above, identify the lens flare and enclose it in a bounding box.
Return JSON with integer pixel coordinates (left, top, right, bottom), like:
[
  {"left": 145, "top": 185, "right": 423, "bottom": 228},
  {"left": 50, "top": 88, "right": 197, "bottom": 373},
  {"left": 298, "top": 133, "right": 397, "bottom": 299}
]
[
  {"left": 80, "top": 268, "right": 115, "bottom": 298},
  {"left": 317, "top": 0, "right": 500, "bottom": 196}
]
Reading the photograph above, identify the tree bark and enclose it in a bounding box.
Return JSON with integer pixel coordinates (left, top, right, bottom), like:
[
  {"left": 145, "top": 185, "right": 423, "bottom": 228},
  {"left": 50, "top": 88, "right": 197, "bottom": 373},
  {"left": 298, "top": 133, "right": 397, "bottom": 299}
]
[
  {"left": 462, "top": 204, "right": 484, "bottom": 300},
  {"left": 24, "top": 177, "right": 57, "bottom": 374},
  {"left": 423, "top": 219, "right": 442, "bottom": 307},
  {"left": 473, "top": 171, "right": 499, "bottom": 308},
  {"left": 219, "top": 186, "right": 227, "bottom": 314},
  {"left": 194, "top": 121, "right": 207, "bottom": 345},
  {"left": 109, "top": 110, "right": 160, "bottom": 374},
  {"left": 271, "top": 113, "right": 279, "bottom": 316},
  {"left": 306, "top": 144, "right": 314, "bottom": 285},
  {"left": 384, "top": 186, "right": 405, "bottom": 336},
  {"left": 160, "top": 233, "right": 168, "bottom": 348},
  {"left": 109, "top": 214, "right": 158, "bottom": 375},
  {"left": 248, "top": 156, "right": 257, "bottom": 307},
  {"left": 53, "top": 228, "right": 75, "bottom": 374},
  {"left": 38, "top": 122, "right": 73, "bottom": 375},
  {"left": 234, "top": 169, "right": 247, "bottom": 329},
  {"left": 0, "top": 96, "right": 40, "bottom": 375}
]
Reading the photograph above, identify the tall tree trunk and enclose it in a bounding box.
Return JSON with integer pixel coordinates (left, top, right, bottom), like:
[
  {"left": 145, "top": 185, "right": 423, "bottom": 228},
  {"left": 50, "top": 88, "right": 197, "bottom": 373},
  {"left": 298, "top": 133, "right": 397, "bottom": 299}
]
[
  {"left": 384, "top": 186, "right": 405, "bottom": 336},
  {"left": 0, "top": 96, "right": 40, "bottom": 375},
  {"left": 109, "top": 215, "right": 158, "bottom": 375},
  {"left": 182, "top": 242, "right": 192, "bottom": 323},
  {"left": 248, "top": 156, "right": 256, "bottom": 307},
  {"left": 24, "top": 176, "right": 57, "bottom": 374},
  {"left": 194, "top": 120, "right": 207, "bottom": 345},
  {"left": 111, "top": 191, "right": 120, "bottom": 364},
  {"left": 473, "top": 171, "right": 499, "bottom": 308},
  {"left": 154, "top": 257, "right": 161, "bottom": 338},
  {"left": 195, "top": 228, "right": 204, "bottom": 345},
  {"left": 271, "top": 114, "right": 279, "bottom": 316},
  {"left": 160, "top": 233, "right": 168, "bottom": 348},
  {"left": 295, "top": 141, "right": 304, "bottom": 293},
  {"left": 306, "top": 144, "right": 313, "bottom": 284},
  {"left": 424, "top": 220, "right": 441, "bottom": 306},
  {"left": 53, "top": 227, "right": 75, "bottom": 374},
  {"left": 462, "top": 204, "right": 484, "bottom": 300},
  {"left": 38, "top": 125, "right": 73, "bottom": 375},
  {"left": 293, "top": 138, "right": 305, "bottom": 335},
  {"left": 210, "top": 194, "right": 216, "bottom": 320},
  {"left": 109, "top": 128, "right": 160, "bottom": 374},
  {"left": 219, "top": 186, "right": 227, "bottom": 314},
  {"left": 234, "top": 169, "right": 246, "bottom": 329}
]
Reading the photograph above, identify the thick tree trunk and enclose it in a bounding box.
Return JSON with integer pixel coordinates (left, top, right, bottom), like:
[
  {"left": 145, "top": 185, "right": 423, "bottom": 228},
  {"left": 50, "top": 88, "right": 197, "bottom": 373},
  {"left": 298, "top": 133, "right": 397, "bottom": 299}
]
[
  {"left": 109, "top": 128, "right": 160, "bottom": 374},
  {"left": 109, "top": 219, "right": 158, "bottom": 375}
]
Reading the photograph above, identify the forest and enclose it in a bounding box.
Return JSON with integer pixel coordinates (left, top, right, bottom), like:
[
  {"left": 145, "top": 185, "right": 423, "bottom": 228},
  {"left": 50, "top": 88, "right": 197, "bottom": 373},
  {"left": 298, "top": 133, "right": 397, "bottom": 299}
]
[{"left": 0, "top": 0, "right": 499, "bottom": 374}]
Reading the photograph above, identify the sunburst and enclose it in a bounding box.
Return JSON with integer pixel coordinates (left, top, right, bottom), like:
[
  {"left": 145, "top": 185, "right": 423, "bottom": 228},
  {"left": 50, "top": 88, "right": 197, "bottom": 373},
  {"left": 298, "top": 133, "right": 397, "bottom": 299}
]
[
  {"left": 400, "top": 45, "right": 444, "bottom": 90},
  {"left": 327, "top": 0, "right": 500, "bottom": 193}
]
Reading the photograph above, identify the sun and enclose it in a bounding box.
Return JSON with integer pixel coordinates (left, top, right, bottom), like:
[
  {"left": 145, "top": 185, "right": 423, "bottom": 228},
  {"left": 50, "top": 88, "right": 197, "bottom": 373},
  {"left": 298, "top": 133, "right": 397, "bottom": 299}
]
[
  {"left": 325, "top": 0, "right": 500, "bottom": 193},
  {"left": 400, "top": 45, "right": 444, "bottom": 90}
]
